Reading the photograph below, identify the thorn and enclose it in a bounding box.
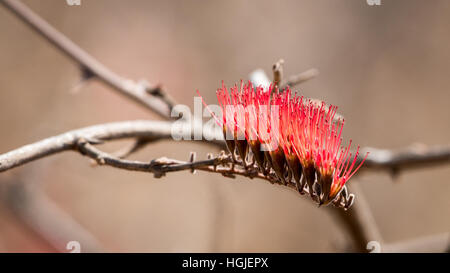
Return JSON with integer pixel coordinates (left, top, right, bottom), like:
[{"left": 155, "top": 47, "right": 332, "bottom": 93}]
[
  {"left": 390, "top": 167, "right": 400, "bottom": 181},
  {"left": 70, "top": 66, "right": 95, "bottom": 94},
  {"left": 81, "top": 66, "right": 95, "bottom": 81},
  {"left": 189, "top": 152, "right": 196, "bottom": 174},
  {"left": 153, "top": 171, "right": 166, "bottom": 179},
  {"left": 97, "top": 157, "right": 105, "bottom": 165},
  {"left": 189, "top": 152, "right": 196, "bottom": 162},
  {"left": 145, "top": 82, "right": 163, "bottom": 96}
]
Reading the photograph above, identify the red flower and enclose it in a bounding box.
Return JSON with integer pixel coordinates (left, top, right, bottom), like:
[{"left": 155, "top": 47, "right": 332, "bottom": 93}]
[{"left": 202, "top": 81, "right": 369, "bottom": 206}]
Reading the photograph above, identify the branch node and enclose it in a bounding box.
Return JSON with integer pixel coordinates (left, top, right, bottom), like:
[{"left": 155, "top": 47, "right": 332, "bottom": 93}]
[
  {"left": 149, "top": 159, "right": 167, "bottom": 178},
  {"left": 96, "top": 157, "right": 106, "bottom": 165}
]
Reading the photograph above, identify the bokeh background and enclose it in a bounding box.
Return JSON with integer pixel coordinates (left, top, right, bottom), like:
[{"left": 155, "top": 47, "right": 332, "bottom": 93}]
[{"left": 0, "top": 0, "right": 449, "bottom": 252}]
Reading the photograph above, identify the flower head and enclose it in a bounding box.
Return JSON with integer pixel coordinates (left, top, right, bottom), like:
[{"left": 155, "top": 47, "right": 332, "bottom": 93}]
[{"left": 203, "top": 81, "right": 369, "bottom": 207}]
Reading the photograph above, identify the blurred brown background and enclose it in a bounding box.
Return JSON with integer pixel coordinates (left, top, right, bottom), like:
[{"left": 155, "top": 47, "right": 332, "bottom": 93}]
[{"left": 0, "top": 0, "right": 449, "bottom": 252}]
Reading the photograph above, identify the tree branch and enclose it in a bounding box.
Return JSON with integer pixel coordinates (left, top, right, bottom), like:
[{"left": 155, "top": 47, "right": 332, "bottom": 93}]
[
  {"left": 281, "top": 68, "right": 319, "bottom": 89},
  {"left": 3, "top": 119, "right": 447, "bottom": 177},
  {"left": 360, "top": 145, "right": 450, "bottom": 175},
  {"left": 109, "top": 138, "right": 158, "bottom": 159},
  {"left": 0, "top": 0, "right": 175, "bottom": 118},
  {"left": 0, "top": 120, "right": 173, "bottom": 172},
  {"left": 76, "top": 141, "right": 352, "bottom": 209}
]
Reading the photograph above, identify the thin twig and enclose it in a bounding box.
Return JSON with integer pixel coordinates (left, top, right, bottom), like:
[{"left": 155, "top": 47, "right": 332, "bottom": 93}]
[
  {"left": 0, "top": 120, "right": 172, "bottom": 172},
  {"left": 359, "top": 145, "right": 450, "bottom": 175},
  {"left": 0, "top": 120, "right": 227, "bottom": 173},
  {"left": 0, "top": 0, "right": 175, "bottom": 118},
  {"left": 75, "top": 142, "right": 353, "bottom": 208},
  {"left": 111, "top": 138, "right": 159, "bottom": 159},
  {"left": 281, "top": 68, "right": 319, "bottom": 89},
  {"left": 146, "top": 84, "right": 178, "bottom": 113}
]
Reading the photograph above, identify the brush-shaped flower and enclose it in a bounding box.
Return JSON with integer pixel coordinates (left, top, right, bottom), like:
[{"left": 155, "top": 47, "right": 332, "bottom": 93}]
[{"left": 199, "top": 81, "right": 368, "bottom": 206}]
